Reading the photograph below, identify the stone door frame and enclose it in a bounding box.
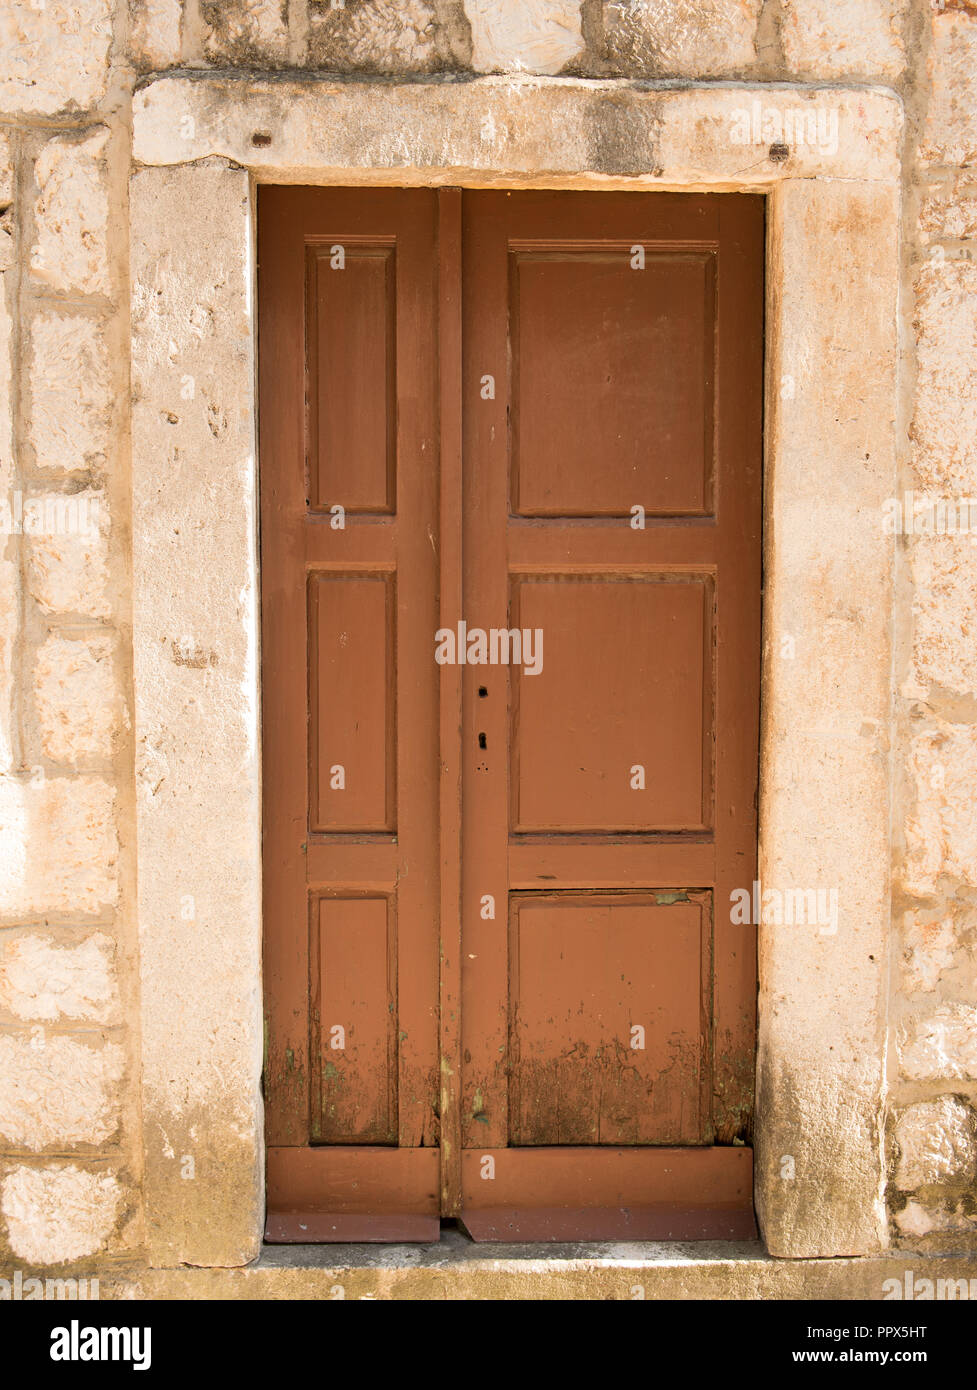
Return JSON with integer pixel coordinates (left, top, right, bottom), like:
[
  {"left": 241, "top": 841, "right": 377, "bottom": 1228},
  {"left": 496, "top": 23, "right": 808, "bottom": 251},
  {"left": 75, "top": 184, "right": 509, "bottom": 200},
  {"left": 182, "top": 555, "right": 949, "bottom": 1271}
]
[{"left": 129, "top": 76, "right": 901, "bottom": 1265}]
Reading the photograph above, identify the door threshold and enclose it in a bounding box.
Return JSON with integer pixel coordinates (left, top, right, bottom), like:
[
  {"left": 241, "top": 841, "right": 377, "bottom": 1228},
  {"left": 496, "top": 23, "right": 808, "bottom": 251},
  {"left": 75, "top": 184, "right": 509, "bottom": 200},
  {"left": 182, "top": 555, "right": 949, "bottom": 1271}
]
[{"left": 259, "top": 1224, "right": 767, "bottom": 1265}]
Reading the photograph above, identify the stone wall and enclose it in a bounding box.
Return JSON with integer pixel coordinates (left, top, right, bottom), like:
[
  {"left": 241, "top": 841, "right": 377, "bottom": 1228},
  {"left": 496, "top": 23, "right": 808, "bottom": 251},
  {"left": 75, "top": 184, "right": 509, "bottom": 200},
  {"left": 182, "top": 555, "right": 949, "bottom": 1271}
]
[
  {"left": 0, "top": 0, "right": 137, "bottom": 1269},
  {"left": 892, "top": 4, "right": 977, "bottom": 1252},
  {"left": 0, "top": 0, "right": 974, "bottom": 1279}
]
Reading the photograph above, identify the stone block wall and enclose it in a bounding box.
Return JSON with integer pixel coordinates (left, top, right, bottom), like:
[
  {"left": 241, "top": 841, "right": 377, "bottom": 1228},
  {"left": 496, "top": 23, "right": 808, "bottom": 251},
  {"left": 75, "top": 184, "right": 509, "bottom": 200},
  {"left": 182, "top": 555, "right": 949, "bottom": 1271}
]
[
  {"left": 892, "top": 4, "right": 977, "bottom": 1251},
  {"left": 0, "top": 0, "right": 973, "bottom": 1273},
  {"left": 0, "top": 0, "right": 136, "bottom": 1269}
]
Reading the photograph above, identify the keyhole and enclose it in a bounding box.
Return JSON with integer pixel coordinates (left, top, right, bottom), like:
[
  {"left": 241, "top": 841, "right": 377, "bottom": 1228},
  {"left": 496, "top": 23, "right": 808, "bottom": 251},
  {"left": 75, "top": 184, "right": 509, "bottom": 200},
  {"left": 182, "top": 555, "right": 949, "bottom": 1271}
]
[
  {"left": 478, "top": 732, "right": 487, "bottom": 750},
  {"left": 478, "top": 686, "right": 488, "bottom": 698}
]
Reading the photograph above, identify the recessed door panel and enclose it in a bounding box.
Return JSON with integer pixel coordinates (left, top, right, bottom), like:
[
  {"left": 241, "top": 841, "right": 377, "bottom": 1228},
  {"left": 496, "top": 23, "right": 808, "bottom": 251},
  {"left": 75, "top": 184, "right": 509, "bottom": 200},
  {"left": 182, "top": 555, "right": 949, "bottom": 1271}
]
[
  {"left": 307, "top": 243, "right": 396, "bottom": 513},
  {"left": 312, "top": 895, "right": 396, "bottom": 1144},
  {"left": 309, "top": 572, "right": 396, "bottom": 833},
  {"left": 509, "top": 893, "right": 710, "bottom": 1146},
  {"left": 511, "top": 575, "right": 711, "bottom": 832},
  {"left": 511, "top": 251, "right": 714, "bottom": 517}
]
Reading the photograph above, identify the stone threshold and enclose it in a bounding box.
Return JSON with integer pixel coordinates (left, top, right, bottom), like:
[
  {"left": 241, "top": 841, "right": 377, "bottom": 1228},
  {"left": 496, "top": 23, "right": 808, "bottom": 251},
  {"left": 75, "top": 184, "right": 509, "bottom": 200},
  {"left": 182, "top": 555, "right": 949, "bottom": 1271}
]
[{"left": 122, "top": 1232, "right": 977, "bottom": 1299}]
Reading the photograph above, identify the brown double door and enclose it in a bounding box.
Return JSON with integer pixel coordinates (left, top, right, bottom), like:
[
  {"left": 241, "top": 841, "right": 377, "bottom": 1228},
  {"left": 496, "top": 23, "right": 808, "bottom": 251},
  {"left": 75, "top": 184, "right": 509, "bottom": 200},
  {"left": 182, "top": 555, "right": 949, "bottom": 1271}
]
[{"left": 259, "top": 187, "right": 763, "bottom": 1242}]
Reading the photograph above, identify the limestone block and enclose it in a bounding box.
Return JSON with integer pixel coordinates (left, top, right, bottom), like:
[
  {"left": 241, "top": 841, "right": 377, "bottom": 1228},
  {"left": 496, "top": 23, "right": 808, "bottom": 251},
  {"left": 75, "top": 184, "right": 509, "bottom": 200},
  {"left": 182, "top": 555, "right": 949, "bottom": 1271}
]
[
  {"left": 780, "top": 0, "right": 906, "bottom": 79},
  {"left": 911, "top": 259, "right": 977, "bottom": 496},
  {"left": 0, "top": 131, "right": 14, "bottom": 273},
  {"left": 0, "top": 1164, "right": 122, "bottom": 1264},
  {"left": 26, "top": 489, "right": 111, "bottom": 619},
  {"left": 130, "top": 0, "right": 183, "bottom": 68},
  {"left": 131, "top": 78, "right": 902, "bottom": 186},
  {"left": 34, "top": 633, "right": 122, "bottom": 766},
  {"left": 0, "top": 130, "right": 13, "bottom": 205},
  {"left": 0, "top": 776, "right": 118, "bottom": 919},
  {"left": 920, "top": 13, "right": 977, "bottom": 167},
  {"left": 0, "top": 1034, "right": 124, "bottom": 1150},
  {"left": 894, "top": 1198, "right": 977, "bottom": 1239},
  {"left": 602, "top": 0, "right": 760, "bottom": 77},
  {"left": 131, "top": 164, "right": 262, "bottom": 1266},
  {"left": 0, "top": 931, "right": 118, "bottom": 1023},
  {"left": 202, "top": 0, "right": 289, "bottom": 65},
  {"left": 0, "top": 0, "right": 113, "bottom": 115},
  {"left": 308, "top": 0, "right": 437, "bottom": 72},
  {"left": 910, "top": 536, "right": 977, "bottom": 698},
  {"left": 900, "top": 906, "right": 972, "bottom": 994},
  {"left": 28, "top": 313, "right": 112, "bottom": 474},
  {"left": 754, "top": 180, "right": 898, "bottom": 1259},
  {"left": 0, "top": 558, "right": 15, "bottom": 777},
  {"left": 919, "top": 177, "right": 977, "bottom": 243},
  {"left": 465, "top": 0, "right": 583, "bottom": 74},
  {"left": 31, "top": 129, "right": 111, "bottom": 298},
  {"left": 893, "top": 1097, "right": 976, "bottom": 1189},
  {"left": 0, "top": 267, "right": 15, "bottom": 776},
  {"left": 900, "top": 1004, "right": 977, "bottom": 1081},
  {"left": 904, "top": 721, "right": 977, "bottom": 895}
]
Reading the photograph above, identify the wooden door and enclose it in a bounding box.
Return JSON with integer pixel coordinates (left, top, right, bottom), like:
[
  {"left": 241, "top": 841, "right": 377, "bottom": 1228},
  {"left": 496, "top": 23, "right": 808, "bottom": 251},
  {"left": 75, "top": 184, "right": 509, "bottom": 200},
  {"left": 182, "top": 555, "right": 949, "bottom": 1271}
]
[
  {"left": 259, "top": 187, "right": 763, "bottom": 1242},
  {"left": 458, "top": 191, "right": 762, "bottom": 1239},
  {"left": 259, "top": 190, "right": 442, "bottom": 1239}
]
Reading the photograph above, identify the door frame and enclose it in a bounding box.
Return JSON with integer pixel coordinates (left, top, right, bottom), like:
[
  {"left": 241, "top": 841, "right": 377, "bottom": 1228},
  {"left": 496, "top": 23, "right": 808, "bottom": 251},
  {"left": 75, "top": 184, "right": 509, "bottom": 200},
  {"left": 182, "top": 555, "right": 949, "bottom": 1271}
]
[{"left": 129, "top": 77, "right": 902, "bottom": 1264}]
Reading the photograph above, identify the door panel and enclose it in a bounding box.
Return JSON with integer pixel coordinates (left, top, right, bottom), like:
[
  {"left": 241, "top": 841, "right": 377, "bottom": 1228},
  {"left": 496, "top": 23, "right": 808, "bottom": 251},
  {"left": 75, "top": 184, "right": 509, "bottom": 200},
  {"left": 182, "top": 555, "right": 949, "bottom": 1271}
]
[
  {"left": 508, "top": 892, "right": 710, "bottom": 1146},
  {"left": 259, "top": 186, "right": 763, "bottom": 1242},
  {"left": 311, "top": 894, "right": 396, "bottom": 1144},
  {"left": 511, "top": 575, "right": 711, "bottom": 832},
  {"left": 511, "top": 251, "right": 714, "bottom": 516},
  {"left": 307, "top": 242, "right": 397, "bottom": 513},
  {"left": 309, "top": 573, "right": 396, "bottom": 832}
]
